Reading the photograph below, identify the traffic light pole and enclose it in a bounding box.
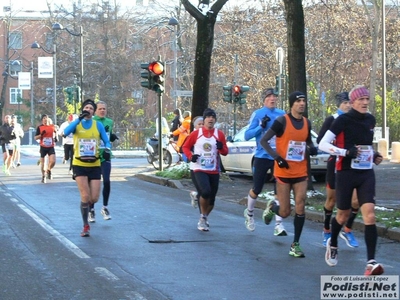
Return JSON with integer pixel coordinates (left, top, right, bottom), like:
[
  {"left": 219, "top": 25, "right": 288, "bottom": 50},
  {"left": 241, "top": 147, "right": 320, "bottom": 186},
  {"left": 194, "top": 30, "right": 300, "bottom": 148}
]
[{"left": 157, "top": 92, "right": 163, "bottom": 171}]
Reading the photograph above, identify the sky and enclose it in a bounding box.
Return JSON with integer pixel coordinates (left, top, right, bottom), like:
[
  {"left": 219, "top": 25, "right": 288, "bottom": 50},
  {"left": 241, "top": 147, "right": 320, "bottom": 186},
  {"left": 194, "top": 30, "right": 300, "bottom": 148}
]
[{"left": 0, "top": 0, "right": 248, "bottom": 17}]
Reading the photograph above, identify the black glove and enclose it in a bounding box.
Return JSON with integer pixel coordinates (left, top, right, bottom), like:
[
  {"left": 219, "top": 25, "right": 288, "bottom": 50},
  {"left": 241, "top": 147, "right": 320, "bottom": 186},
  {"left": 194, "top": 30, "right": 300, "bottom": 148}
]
[
  {"left": 216, "top": 140, "right": 223, "bottom": 150},
  {"left": 275, "top": 156, "right": 289, "bottom": 169},
  {"left": 110, "top": 133, "right": 119, "bottom": 142},
  {"left": 41, "top": 130, "right": 46, "bottom": 136},
  {"left": 346, "top": 146, "right": 359, "bottom": 158},
  {"left": 54, "top": 137, "right": 58, "bottom": 143},
  {"left": 309, "top": 146, "right": 318, "bottom": 156},
  {"left": 79, "top": 110, "right": 90, "bottom": 121},
  {"left": 373, "top": 152, "right": 382, "bottom": 163},
  {"left": 260, "top": 115, "right": 271, "bottom": 128},
  {"left": 104, "top": 125, "right": 110, "bottom": 132},
  {"left": 191, "top": 154, "right": 200, "bottom": 163},
  {"left": 103, "top": 148, "right": 111, "bottom": 161}
]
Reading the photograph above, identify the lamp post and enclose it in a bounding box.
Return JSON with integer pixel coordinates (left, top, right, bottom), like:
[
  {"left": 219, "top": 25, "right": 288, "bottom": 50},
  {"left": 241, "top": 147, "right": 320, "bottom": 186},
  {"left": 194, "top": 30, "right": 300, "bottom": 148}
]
[
  {"left": 31, "top": 42, "right": 57, "bottom": 125},
  {"left": 52, "top": 23, "right": 84, "bottom": 104},
  {"left": 168, "top": 17, "right": 179, "bottom": 109}
]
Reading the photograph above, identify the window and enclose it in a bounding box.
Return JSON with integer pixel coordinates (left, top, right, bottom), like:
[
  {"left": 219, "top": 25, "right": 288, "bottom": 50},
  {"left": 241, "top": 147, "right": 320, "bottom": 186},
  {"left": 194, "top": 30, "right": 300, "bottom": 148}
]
[
  {"left": 10, "top": 88, "right": 23, "bottom": 104},
  {"left": 9, "top": 32, "right": 22, "bottom": 49},
  {"left": 9, "top": 60, "right": 21, "bottom": 77}
]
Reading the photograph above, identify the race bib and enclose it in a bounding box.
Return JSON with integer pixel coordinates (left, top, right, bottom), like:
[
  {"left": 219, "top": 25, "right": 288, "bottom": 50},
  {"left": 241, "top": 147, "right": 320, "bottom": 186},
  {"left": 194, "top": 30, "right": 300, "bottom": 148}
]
[
  {"left": 43, "top": 137, "right": 53, "bottom": 147},
  {"left": 285, "top": 140, "right": 306, "bottom": 162},
  {"left": 79, "top": 139, "right": 97, "bottom": 157},
  {"left": 351, "top": 145, "right": 373, "bottom": 169},
  {"left": 199, "top": 152, "right": 216, "bottom": 170}
]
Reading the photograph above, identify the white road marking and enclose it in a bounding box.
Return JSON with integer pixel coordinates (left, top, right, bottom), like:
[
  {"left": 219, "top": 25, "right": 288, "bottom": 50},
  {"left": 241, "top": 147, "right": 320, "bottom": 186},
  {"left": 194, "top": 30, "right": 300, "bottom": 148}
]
[
  {"left": 94, "top": 267, "right": 119, "bottom": 281},
  {"left": 17, "top": 203, "right": 90, "bottom": 259}
]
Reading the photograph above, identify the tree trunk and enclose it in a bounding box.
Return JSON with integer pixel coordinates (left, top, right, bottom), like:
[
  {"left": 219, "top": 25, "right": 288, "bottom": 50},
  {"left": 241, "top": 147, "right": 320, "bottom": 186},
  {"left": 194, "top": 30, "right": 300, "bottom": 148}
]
[
  {"left": 181, "top": 0, "right": 228, "bottom": 119},
  {"left": 283, "top": 0, "right": 307, "bottom": 116}
]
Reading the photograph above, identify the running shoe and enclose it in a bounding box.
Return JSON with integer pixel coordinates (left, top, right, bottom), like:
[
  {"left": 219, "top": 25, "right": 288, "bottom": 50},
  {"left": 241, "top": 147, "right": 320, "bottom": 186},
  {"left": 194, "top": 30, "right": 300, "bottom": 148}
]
[
  {"left": 88, "top": 210, "right": 96, "bottom": 223},
  {"left": 289, "top": 242, "right": 305, "bottom": 258},
  {"left": 197, "top": 218, "right": 209, "bottom": 231},
  {"left": 41, "top": 176, "right": 46, "bottom": 183},
  {"left": 17, "top": 162, "right": 21, "bottom": 167},
  {"left": 364, "top": 260, "right": 384, "bottom": 276},
  {"left": 80, "top": 224, "right": 90, "bottom": 237},
  {"left": 339, "top": 230, "right": 359, "bottom": 248},
  {"left": 47, "top": 170, "right": 52, "bottom": 180},
  {"left": 190, "top": 191, "right": 198, "bottom": 209},
  {"left": 4, "top": 170, "right": 11, "bottom": 176},
  {"left": 62, "top": 158, "right": 66, "bottom": 164},
  {"left": 68, "top": 170, "right": 73, "bottom": 175},
  {"left": 323, "top": 231, "right": 331, "bottom": 247},
  {"left": 101, "top": 207, "right": 112, "bottom": 220},
  {"left": 244, "top": 208, "right": 255, "bottom": 232},
  {"left": 274, "top": 222, "right": 287, "bottom": 236},
  {"left": 325, "top": 238, "right": 338, "bottom": 266},
  {"left": 262, "top": 199, "right": 276, "bottom": 225}
]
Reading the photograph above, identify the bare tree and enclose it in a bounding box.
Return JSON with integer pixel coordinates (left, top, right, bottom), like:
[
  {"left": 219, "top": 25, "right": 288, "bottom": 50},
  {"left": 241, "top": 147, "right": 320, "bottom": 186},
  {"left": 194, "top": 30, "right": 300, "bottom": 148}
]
[{"left": 181, "top": 0, "right": 229, "bottom": 118}]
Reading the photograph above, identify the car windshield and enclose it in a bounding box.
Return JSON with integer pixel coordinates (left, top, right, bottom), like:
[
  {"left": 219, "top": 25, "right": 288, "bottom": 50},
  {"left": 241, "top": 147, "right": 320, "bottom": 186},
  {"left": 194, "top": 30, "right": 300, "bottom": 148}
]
[{"left": 231, "top": 125, "right": 254, "bottom": 142}]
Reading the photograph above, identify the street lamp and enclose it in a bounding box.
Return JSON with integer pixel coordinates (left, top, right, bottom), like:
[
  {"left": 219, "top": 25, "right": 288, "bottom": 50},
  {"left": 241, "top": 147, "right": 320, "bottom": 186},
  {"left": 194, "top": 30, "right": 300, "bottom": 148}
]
[
  {"left": 31, "top": 42, "right": 57, "bottom": 125},
  {"left": 168, "top": 17, "right": 179, "bottom": 109},
  {"left": 52, "top": 22, "right": 84, "bottom": 104}
]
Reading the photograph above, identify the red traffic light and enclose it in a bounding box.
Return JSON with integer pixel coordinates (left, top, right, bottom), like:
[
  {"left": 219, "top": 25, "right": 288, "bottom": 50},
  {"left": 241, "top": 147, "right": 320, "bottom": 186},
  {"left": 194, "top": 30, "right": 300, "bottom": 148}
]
[
  {"left": 233, "top": 85, "right": 240, "bottom": 96},
  {"left": 149, "top": 61, "right": 164, "bottom": 75}
]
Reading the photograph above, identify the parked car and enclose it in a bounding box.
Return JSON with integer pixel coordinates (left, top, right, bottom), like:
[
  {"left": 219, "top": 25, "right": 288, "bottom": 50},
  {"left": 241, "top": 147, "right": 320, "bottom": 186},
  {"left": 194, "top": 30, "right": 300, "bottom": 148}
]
[{"left": 220, "top": 125, "right": 329, "bottom": 182}]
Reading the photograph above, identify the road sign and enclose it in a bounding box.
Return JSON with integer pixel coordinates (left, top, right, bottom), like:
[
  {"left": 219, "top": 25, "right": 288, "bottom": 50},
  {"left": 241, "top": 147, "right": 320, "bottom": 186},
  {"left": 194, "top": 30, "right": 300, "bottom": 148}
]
[{"left": 176, "top": 90, "right": 193, "bottom": 97}]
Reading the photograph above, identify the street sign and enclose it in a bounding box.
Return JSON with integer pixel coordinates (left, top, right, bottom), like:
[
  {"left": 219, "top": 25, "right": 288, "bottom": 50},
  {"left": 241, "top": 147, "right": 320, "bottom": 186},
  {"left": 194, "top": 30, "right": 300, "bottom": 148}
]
[
  {"left": 176, "top": 90, "right": 193, "bottom": 97},
  {"left": 18, "top": 72, "right": 31, "bottom": 89}
]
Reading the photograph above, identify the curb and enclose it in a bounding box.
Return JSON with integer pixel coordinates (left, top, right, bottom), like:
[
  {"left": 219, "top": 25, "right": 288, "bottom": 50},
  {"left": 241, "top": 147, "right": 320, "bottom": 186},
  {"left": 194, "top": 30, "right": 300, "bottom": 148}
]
[{"left": 136, "top": 172, "right": 400, "bottom": 243}]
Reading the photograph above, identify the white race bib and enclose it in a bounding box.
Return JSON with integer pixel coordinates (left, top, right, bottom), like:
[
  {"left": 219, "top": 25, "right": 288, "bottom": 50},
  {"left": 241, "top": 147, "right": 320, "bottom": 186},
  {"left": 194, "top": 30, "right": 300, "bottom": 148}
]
[
  {"left": 285, "top": 140, "right": 306, "bottom": 162},
  {"left": 351, "top": 145, "right": 373, "bottom": 169}
]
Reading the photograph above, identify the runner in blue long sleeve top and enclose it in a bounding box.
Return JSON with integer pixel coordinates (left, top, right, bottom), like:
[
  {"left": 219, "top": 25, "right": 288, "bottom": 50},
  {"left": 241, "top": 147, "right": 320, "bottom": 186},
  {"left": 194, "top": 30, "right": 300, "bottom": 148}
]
[{"left": 243, "top": 88, "right": 287, "bottom": 235}]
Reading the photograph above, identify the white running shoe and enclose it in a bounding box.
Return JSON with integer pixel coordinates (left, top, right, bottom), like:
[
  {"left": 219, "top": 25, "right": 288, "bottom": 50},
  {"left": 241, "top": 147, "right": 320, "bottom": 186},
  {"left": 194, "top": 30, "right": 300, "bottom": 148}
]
[
  {"left": 274, "top": 222, "right": 287, "bottom": 236},
  {"left": 190, "top": 191, "right": 198, "bottom": 208},
  {"left": 325, "top": 238, "right": 338, "bottom": 267},
  {"left": 101, "top": 207, "right": 112, "bottom": 220},
  {"left": 197, "top": 218, "right": 209, "bottom": 231},
  {"left": 88, "top": 210, "right": 96, "bottom": 223},
  {"left": 244, "top": 208, "right": 255, "bottom": 231}
]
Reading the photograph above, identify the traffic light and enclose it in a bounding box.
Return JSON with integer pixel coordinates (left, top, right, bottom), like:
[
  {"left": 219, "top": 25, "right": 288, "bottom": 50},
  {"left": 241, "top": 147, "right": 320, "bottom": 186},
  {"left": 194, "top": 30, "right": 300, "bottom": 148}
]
[
  {"left": 140, "top": 61, "right": 165, "bottom": 94},
  {"left": 233, "top": 85, "right": 240, "bottom": 101},
  {"left": 149, "top": 61, "right": 165, "bottom": 94},
  {"left": 64, "top": 87, "right": 74, "bottom": 104},
  {"left": 140, "top": 63, "right": 151, "bottom": 89},
  {"left": 223, "top": 85, "right": 232, "bottom": 103},
  {"left": 239, "top": 85, "right": 250, "bottom": 104}
]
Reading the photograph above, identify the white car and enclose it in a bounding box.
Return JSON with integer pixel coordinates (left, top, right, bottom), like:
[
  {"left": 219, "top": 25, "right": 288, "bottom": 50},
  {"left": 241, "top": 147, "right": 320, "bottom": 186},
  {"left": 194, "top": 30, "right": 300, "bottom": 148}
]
[{"left": 220, "top": 125, "right": 329, "bottom": 182}]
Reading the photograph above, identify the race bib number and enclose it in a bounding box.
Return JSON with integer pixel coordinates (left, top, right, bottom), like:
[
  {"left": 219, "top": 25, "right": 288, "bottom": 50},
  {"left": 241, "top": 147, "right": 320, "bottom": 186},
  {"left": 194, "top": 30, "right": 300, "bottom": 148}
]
[
  {"left": 43, "top": 137, "right": 53, "bottom": 147},
  {"left": 351, "top": 145, "right": 373, "bottom": 169},
  {"left": 199, "top": 152, "right": 216, "bottom": 170},
  {"left": 286, "top": 141, "right": 306, "bottom": 162},
  {"left": 79, "top": 139, "right": 97, "bottom": 157}
]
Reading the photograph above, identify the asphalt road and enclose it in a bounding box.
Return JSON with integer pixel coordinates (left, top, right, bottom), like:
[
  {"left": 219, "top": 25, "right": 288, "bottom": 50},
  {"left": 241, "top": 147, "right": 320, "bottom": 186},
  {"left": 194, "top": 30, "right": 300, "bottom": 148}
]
[{"left": 0, "top": 156, "right": 399, "bottom": 300}]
